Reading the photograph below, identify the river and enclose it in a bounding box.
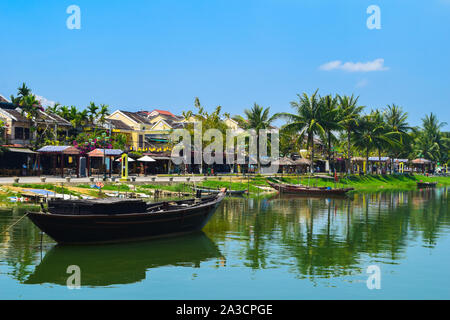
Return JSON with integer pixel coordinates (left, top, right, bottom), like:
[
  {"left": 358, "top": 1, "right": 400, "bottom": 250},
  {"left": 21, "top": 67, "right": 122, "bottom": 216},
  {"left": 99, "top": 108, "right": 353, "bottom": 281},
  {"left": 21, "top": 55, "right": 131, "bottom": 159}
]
[{"left": 0, "top": 188, "right": 449, "bottom": 299}]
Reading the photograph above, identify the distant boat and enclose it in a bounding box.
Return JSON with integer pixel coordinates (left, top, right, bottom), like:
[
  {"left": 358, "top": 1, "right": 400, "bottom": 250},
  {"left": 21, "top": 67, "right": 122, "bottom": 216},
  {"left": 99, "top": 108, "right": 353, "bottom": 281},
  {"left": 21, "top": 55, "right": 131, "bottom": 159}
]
[
  {"left": 417, "top": 181, "right": 438, "bottom": 188},
  {"left": 27, "top": 191, "right": 226, "bottom": 245},
  {"left": 267, "top": 179, "right": 354, "bottom": 196},
  {"left": 192, "top": 186, "right": 247, "bottom": 196}
]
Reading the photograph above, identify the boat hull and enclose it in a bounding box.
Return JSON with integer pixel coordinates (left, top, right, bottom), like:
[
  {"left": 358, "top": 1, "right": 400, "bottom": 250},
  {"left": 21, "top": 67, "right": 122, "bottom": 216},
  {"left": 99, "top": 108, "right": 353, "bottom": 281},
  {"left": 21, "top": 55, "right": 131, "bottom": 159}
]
[
  {"left": 267, "top": 180, "right": 353, "bottom": 196},
  {"left": 417, "top": 182, "right": 437, "bottom": 188},
  {"left": 28, "top": 194, "right": 225, "bottom": 245},
  {"left": 193, "top": 187, "right": 247, "bottom": 195}
]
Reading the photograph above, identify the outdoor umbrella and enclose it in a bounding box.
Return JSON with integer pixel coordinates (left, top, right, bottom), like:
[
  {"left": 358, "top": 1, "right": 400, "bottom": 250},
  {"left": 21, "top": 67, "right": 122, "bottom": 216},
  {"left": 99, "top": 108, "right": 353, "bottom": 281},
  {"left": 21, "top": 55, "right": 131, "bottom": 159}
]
[
  {"left": 137, "top": 155, "right": 156, "bottom": 175},
  {"left": 115, "top": 157, "right": 135, "bottom": 162},
  {"left": 137, "top": 156, "right": 156, "bottom": 162}
]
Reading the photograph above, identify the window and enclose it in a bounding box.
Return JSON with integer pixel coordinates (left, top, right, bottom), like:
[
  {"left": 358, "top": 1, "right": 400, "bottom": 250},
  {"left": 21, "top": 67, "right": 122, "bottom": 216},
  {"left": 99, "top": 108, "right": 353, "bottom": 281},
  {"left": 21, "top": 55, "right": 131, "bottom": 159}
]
[
  {"left": 14, "top": 127, "right": 24, "bottom": 139},
  {"left": 24, "top": 128, "right": 30, "bottom": 140},
  {"left": 139, "top": 135, "right": 144, "bottom": 148}
]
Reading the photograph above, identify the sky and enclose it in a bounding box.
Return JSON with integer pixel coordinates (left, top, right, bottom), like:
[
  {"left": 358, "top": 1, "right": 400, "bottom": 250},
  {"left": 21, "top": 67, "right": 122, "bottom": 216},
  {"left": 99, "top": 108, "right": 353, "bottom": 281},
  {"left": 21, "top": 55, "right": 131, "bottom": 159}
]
[{"left": 0, "top": 0, "right": 449, "bottom": 129}]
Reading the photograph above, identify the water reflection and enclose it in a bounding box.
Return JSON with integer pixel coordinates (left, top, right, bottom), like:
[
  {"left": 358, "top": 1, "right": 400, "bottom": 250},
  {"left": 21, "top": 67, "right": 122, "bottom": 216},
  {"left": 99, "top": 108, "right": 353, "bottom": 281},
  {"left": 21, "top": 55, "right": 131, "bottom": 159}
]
[
  {"left": 205, "top": 187, "right": 449, "bottom": 278},
  {"left": 24, "top": 233, "right": 222, "bottom": 287},
  {"left": 0, "top": 188, "right": 449, "bottom": 290}
]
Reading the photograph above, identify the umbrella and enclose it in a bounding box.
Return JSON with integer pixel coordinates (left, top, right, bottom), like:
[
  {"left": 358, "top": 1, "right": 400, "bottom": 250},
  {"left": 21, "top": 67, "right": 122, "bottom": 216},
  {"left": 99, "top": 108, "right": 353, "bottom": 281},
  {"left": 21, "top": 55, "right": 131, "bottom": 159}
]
[
  {"left": 137, "top": 155, "right": 156, "bottom": 162},
  {"left": 115, "top": 157, "right": 135, "bottom": 162}
]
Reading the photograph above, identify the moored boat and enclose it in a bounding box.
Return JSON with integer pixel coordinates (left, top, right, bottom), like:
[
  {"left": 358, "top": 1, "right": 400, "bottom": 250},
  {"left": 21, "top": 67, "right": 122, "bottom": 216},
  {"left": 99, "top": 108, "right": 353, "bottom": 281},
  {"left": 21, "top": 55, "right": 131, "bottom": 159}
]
[
  {"left": 417, "top": 181, "right": 438, "bottom": 188},
  {"left": 192, "top": 186, "right": 247, "bottom": 196},
  {"left": 27, "top": 190, "right": 226, "bottom": 245},
  {"left": 267, "top": 179, "right": 353, "bottom": 196}
]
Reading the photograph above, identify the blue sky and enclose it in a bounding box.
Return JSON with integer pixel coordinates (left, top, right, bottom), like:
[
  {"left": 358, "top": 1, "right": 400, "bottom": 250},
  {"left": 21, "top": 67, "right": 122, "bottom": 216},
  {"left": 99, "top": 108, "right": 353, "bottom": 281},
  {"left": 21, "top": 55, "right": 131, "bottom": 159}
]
[{"left": 0, "top": 0, "right": 449, "bottom": 129}]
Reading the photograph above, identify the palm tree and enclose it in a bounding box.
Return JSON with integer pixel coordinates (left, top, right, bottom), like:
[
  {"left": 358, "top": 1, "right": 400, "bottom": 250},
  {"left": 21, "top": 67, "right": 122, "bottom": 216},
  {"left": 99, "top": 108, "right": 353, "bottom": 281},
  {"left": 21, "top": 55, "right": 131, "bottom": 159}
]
[
  {"left": 275, "top": 90, "right": 324, "bottom": 173},
  {"left": 97, "top": 104, "right": 110, "bottom": 127},
  {"left": 46, "top": 102, "right": 61, "bottom": 115},
  {"left": 18, "top": 95, "right": 42, "bottom": 147},
  {"left": 234, "top": 103, "right": 278, "bottom": 173},
  {"left": 414, "top": 113, "right": 449, "bottom": 163},
  {"left": 320, "top": 95, "right": 342, "bottom": 171},
  {"left": 87, "top": 102, "right": 99, "bottom": 125},
  {"left": 383, "top": 104, "right": 414, "bottom": 171},
  {"left": 338, "top": 94, "right": 364, "bottom": 174},
  {"left": 352, "top": 115, "right": 377, "bottom": 173},
  {"left": 17, "top": 83, "right": 31, "bottom": 97}
]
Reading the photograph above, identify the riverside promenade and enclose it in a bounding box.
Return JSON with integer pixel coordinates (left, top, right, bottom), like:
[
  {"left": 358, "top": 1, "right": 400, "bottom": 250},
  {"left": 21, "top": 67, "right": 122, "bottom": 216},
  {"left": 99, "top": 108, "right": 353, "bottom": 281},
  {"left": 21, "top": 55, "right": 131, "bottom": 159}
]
[{"left": 0, "top": 175, "right": 209, "bottom": 185}]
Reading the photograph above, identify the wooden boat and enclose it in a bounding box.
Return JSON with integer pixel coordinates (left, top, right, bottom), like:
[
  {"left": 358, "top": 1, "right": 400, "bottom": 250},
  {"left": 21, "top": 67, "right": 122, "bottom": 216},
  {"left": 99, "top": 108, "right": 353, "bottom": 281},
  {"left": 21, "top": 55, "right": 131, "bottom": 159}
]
[
  {"left": 192, "top": 186, "right": 247, "bottom": 196},
  {"left": 25, "top": 232, "right": 221, "bottom": 286},
  {"left": 267, "top": 180, "right": 354, "bottom": 196},
  {"left": 27, "top": 191, "right": 226, "bottom": 245},
  {"left": 417, "top": 181, "right": 438, "bottom": 188}
]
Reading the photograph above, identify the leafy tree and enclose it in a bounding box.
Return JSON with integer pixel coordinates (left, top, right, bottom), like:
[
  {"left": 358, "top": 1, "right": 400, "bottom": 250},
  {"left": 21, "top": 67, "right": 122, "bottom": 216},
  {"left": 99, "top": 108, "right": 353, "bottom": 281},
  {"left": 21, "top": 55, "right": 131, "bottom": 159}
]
[
  {"left": 234, "top": 103, "right": 278, "bottom": 173},
  {"left": 338, "top": 94, "right": 364, "bottom": 173},
  {"left": 275, "top": 90, "right": 324, "bottom": 173}
]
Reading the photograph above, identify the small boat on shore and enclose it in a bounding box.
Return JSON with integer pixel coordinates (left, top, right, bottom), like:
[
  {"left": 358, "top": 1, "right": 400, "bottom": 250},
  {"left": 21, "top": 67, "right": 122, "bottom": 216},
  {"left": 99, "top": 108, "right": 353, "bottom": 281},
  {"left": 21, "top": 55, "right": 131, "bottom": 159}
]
[
  {"left": 27, "top": 190, "right": 226, "bottom": 245},
  {"left": 417, "top": 181, "right": 438, "bottom": 188},
  {"left": 267, "top": 179, "right": 354, "bottom": 196},
  {"left": 192, "top": 186, "right": 247, "bottom": 196}
]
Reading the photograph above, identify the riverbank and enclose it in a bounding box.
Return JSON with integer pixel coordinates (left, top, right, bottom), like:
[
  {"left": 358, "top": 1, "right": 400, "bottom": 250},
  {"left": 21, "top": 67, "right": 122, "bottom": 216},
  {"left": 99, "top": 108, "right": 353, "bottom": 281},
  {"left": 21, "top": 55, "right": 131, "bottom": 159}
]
[
  {"left": 0, "top": 174, "right": 449, "bottom": 207},
  {"left": 276, "top": 174, "right": 450, "bottom": 193}
]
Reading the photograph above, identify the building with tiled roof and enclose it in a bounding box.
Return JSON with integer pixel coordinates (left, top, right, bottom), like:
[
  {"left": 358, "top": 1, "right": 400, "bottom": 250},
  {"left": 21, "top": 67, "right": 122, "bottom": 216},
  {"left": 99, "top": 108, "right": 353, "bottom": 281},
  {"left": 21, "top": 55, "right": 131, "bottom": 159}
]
[{"left": 0, "top": 105, "right": 71, "bottom": 147}]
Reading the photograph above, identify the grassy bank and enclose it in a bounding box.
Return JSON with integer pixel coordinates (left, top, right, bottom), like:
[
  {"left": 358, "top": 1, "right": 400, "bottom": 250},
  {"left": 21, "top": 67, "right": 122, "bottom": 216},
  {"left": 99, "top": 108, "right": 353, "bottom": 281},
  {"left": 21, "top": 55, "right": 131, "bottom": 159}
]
[
  {"left": 276, "top": 174, "right": 450, "bottom": 193},
  {"left": 1, "top": 175, "right": 449, "bottom": 208}
]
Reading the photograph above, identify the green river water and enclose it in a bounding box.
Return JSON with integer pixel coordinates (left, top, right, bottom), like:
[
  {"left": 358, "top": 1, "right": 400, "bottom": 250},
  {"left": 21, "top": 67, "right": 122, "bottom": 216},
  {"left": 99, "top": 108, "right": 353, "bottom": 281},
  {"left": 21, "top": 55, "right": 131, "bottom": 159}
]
[{"left": 0, "top": 188, "right": 449, "bottom": 299}]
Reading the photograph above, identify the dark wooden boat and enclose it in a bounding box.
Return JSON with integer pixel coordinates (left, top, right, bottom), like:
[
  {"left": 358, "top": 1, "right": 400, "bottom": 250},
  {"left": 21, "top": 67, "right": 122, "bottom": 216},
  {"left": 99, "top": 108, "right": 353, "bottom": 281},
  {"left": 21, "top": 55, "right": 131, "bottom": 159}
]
[
  {"left": 25, "top": 232, "right": 222, "bottom": 286},
  {"left": 27, "top": 191, "right": 226, "bottom": 245},
  {"left": 192, "top": 186, "right": 247, "bottom": 196},
  {"left": 417, "top": 181, "right": 438, "bottom": 188},
  {"left": 267, "top": 180, "right": 354, "bottom": 196}
]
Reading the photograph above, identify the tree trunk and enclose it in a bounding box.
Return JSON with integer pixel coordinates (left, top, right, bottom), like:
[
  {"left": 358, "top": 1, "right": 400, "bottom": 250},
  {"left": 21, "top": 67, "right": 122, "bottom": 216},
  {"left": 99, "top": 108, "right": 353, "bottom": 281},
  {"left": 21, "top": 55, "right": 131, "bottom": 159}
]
[
  {"left": 366, "top": 149, "right": 369, "bottom": 174},
  {"left": 347, "top": 129, "right": 352, "bottom": 174},
  {"left": 328, "top": 131, "right": 332, "bottom": 173},
  {"left": 378, "top": 149, "right": 382, "bottom": 174},
  {"left": 310, "top": 135, "right": 315, "bottom": 174}
]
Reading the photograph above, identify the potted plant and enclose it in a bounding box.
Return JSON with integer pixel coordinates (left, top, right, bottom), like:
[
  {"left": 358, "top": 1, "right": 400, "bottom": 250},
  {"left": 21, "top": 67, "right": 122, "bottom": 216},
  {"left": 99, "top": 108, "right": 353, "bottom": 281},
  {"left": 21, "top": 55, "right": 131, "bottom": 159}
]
[
  {"left": 66, "top": 177, "right": 71, "bottom": 183},
  {"left": 40, "top": 177, "right": 46, "bottom": 183}
]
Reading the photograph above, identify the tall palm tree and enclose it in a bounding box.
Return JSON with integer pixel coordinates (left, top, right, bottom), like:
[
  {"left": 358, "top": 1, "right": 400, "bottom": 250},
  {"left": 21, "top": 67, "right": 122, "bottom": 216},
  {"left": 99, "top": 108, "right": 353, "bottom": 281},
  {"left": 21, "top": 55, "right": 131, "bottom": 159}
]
[
  {"left": 234, "top": 103, "right": 278, "bottom": 173},
  {"left": 414, "top": 113, "right": 449, "bottom": 163},
  {"left": 352, "top": 114, "right": 377, "bottom": 173},
  {"left": 19, "top": 95, "right": 42, "bottom": 147},
  {"left": 97, "top": 104, "right": 110, "bottom": 127},
  {"left": 338, "top": 94, "right": 364, "bottom": 174},
  {"left": 320, "top": 95, "right": 342, "bottom": 171},
  {"left": 383, "top": 104, "right": 414, "bottom": 171},
  {"left": 275, "top": 90, "right": 325, "bottom": 173},
  {"left": 87, "top": 102, "right": 99, "bottom": 125}
]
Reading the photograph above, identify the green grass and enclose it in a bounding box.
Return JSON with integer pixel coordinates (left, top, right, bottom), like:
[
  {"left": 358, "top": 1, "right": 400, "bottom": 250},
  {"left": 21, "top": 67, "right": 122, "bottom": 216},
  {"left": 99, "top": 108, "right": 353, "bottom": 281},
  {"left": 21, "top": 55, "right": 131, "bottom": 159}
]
[
  {"left": 76, "top": 184, "right": 131, "bottom": 191},
  {"left": 139, "top": 184, "right": 188, "bottom": 192},
  {"left": 277, "top": 174, "right": 450, "bottom": 193},
  {"left": 12, "top": 183, "right": 81, "bottom": 197}
]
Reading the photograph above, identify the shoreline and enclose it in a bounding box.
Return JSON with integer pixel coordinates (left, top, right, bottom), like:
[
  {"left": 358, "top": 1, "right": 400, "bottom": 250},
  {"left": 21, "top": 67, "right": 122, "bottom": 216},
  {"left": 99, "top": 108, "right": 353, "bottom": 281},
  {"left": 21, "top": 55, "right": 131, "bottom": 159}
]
[{"left": 0, "top": 174, "right": 449, "bottom": 208}]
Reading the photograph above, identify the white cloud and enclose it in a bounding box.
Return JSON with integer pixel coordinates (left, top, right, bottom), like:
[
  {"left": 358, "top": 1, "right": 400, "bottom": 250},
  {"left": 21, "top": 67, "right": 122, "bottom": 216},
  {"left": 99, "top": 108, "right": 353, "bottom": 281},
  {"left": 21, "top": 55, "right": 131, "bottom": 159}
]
[
  {"left": 319, "top": 58, "right": 389, "bottom": 72},
  {"left": 35, "top": 95, "right": 56, "bottom": 108}
]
